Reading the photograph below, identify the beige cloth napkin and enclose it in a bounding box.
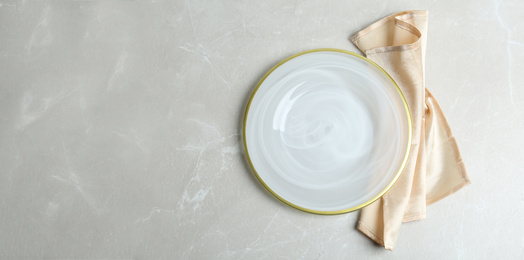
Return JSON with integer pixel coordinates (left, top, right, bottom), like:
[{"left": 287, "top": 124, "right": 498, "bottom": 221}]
[{"left": 349, "top": 10, "right": 471, "bottom": 250}]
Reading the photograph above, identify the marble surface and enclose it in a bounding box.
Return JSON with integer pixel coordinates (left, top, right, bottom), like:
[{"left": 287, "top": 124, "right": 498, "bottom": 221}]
[{"left": 0, "top": 0, "right": 523, "bottom": 259}]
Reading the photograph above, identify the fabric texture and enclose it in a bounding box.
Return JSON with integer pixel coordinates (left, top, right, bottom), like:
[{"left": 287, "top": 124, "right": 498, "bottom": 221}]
[{"left": 349, "top": 10, "right": 471, "bottom": 250}]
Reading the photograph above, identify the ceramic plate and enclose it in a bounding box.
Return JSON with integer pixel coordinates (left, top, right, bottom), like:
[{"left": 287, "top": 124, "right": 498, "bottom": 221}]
[{"left": 243, "top": 49, "right": 411, "bottom": 214}]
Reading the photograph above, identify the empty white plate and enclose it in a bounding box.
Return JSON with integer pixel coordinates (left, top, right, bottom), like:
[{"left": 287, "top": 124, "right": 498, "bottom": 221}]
[{"left": 243, "top": 49, "right": 411, "bottom": 214}]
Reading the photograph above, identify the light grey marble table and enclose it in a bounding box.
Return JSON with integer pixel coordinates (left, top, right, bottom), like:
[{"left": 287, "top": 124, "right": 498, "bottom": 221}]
[{"left": 1, "top": 0, "right": 523, "bottom": 259}]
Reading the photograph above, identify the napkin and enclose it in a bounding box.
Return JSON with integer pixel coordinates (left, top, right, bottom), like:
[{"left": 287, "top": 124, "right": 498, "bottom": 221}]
[{"left": 349, "top": 10, "right": 471, "bottom": 250}]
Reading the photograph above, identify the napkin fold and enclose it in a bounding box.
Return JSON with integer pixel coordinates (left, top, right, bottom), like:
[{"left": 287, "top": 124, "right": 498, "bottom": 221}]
[{"left": 350, "top": 10, "right": 471, "bottom": 250}]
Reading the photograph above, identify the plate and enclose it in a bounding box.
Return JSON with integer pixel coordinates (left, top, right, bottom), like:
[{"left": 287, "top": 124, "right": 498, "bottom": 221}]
[{"left": 243, "top": 49, "right": 411, "bottom": 214}]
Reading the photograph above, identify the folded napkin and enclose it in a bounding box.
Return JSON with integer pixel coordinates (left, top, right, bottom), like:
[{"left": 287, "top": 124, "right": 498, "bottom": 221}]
[{"left": 349, "top": 10, "right": 471, "bottom": 250}]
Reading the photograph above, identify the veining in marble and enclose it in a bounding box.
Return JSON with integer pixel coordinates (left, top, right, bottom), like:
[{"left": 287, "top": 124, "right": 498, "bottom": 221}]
[{"left": 0, "top": 0, "right": 523, "bottom": 258}]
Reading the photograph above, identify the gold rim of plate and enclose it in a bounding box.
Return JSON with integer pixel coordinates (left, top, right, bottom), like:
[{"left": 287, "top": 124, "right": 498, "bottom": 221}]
[{"left": 242, "top": 48, "right": 413, "bottom": 215}]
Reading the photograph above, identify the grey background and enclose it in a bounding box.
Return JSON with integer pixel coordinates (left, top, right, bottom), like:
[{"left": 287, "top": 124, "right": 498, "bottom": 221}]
[{"left": 0, "top": 0, "right": 523, "bottom": 259}]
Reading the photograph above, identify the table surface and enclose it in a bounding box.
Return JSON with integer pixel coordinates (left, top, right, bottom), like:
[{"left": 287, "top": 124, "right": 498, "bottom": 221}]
[{"left": 1, "top": 1, "right": 523, "bottom": 259}]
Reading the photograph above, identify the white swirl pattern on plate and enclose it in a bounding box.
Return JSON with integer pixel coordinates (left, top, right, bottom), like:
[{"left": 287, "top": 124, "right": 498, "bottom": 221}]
[{"left": 245, "top": 51, "right": 410, "bottom": 212}]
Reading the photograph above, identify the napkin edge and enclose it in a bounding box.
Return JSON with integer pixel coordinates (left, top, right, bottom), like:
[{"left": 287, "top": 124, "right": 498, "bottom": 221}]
[
  {"left": 357, "top": 220, "right": 396, "bottom": 250},
  {"left": 349, "top": 10, "right": 428, "bottom": 55},
  {"left": 425, "top": 89, "right": 471, "bottom": 206}
]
